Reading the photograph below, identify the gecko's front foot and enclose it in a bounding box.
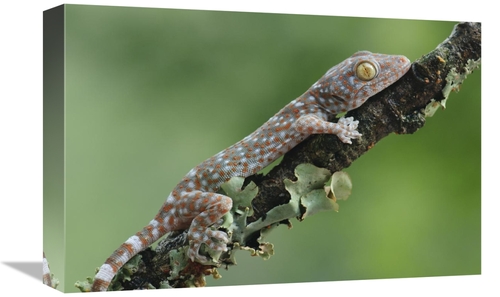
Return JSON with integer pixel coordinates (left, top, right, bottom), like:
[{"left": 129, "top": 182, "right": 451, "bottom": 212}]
[{"left": 336, "top": 116, "right": 362, "bottom": 144}]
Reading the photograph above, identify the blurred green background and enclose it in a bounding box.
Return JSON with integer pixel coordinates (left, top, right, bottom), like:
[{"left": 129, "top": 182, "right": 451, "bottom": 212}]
[{"left": 44, "top": 5, "right": 480, "bottom": 292}]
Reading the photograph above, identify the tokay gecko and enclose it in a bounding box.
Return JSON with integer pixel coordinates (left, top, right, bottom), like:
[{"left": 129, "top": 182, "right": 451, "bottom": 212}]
[{"left": 89, "top": 51, "right": 411, "bottom": 291}]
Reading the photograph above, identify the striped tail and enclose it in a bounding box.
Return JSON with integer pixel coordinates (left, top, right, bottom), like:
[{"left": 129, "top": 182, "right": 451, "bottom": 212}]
[
  {"left": 42, "top": 252, "right": 52, "bottom": 287},
  {"left": 91, "top": 218, "right": 169, "bottom": 292}
]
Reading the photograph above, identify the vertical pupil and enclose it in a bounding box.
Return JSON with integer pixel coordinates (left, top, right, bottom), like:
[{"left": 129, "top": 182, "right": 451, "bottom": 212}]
[{"left": 356, "top": 62, "right": 376, "bottom": 81}]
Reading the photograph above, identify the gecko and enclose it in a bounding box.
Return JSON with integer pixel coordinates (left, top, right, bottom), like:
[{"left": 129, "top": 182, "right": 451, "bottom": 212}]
[{"left": 90, "top": 51, "right": 411, "bottom": 291}]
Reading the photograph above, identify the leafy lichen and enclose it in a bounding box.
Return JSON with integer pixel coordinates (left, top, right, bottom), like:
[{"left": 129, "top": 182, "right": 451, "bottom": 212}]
[
  {"left": 426, "top": 58, "right": 481, "bottom": 117},
  {"left": 244, "top": 163, "right": 346, "bottom": 235},
  {"left": 168, "top": 246, "right": 190, "bottom": 280},
  {"left": 224, "top": 163, "right": 351, "bottom": 264},
  {"left": 74, "top": 277, "right": 93, "bottom": 292}
]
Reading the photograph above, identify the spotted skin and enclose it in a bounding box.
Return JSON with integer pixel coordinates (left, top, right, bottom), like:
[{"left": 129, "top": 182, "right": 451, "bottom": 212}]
[
  {"left": 90, "top": 51, "right": 411, "bottom": 291},
  {"left": 42, "top": 252, "right": 52, "bottom": 288}
]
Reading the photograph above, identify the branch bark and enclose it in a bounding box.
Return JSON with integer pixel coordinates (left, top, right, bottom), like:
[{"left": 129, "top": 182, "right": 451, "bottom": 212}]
[{"left": 111, "top": 22, "right": 481, "bottom": 290}]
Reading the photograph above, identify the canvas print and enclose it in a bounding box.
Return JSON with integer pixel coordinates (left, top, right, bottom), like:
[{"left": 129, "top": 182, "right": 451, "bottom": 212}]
[{"left": 43, "top": 4, "right": 481, "bottom": 293}]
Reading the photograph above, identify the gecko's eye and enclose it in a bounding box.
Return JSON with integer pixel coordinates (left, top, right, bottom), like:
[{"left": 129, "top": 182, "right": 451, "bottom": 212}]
[{"left": 355, "top": 61, "right": 378, "bottom": 81}]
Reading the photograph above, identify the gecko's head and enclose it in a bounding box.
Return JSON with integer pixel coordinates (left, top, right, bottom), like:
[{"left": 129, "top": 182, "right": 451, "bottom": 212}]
[{"left": 313, "top": 51, "right": 411, "bottom": 112}]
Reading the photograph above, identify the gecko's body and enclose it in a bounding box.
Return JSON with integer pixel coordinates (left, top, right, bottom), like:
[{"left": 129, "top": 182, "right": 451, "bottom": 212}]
[{"left": 91, "top": 51, "right": 411, "bottom": 291}]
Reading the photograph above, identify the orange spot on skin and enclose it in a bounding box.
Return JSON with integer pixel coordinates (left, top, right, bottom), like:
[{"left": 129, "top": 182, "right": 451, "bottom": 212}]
[
  {"left": 123, "top": 243, "right": 134, "bottom": 255},
  {"left": 275, "top": 122, "right": 292, "bottom": 132},
  {"left": 155, "top": 216, "right": 164, "bottom": 224},
  {"left": 193, "top": 217, "right": 202, "bottom": 225},
  {"left": 163, "top": 204, "right": 173, "bottom": 212},
  {"left": 158, "top": 225, "right": 167, "bottom": 234},
  {"left": 94, "top": 279, "right": 111, "bottom": 288}
]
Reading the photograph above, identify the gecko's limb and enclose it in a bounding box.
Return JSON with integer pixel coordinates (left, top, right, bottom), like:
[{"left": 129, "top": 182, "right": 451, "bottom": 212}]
[
  {"left": 295, "top": 115, "right": 361, "bottom": 144},
  {"left": 183, "top": 191, "right": 233, "bottom": 263}
]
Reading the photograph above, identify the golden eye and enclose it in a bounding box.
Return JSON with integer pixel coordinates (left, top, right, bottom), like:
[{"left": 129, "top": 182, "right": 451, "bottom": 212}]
[{"left": 355, "top": 61, "right": 377, "bottom": 81}]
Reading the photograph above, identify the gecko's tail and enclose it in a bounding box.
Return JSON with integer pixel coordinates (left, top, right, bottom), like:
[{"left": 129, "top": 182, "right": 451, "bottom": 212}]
[
  {"left": 43, "top": 252, "right": 52, "bottom": 287},
  {"left": 90, "top": 216, "right": 169, "bottom": 292}
]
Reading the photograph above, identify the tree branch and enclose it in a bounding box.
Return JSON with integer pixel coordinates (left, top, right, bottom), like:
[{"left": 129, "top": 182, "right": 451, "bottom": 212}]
[
  {"left": 249, "top": 22, "right": 481, "bottom": 222},
  {"left": 107, "top": 22, "right": 481, "bottom": 291}
]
